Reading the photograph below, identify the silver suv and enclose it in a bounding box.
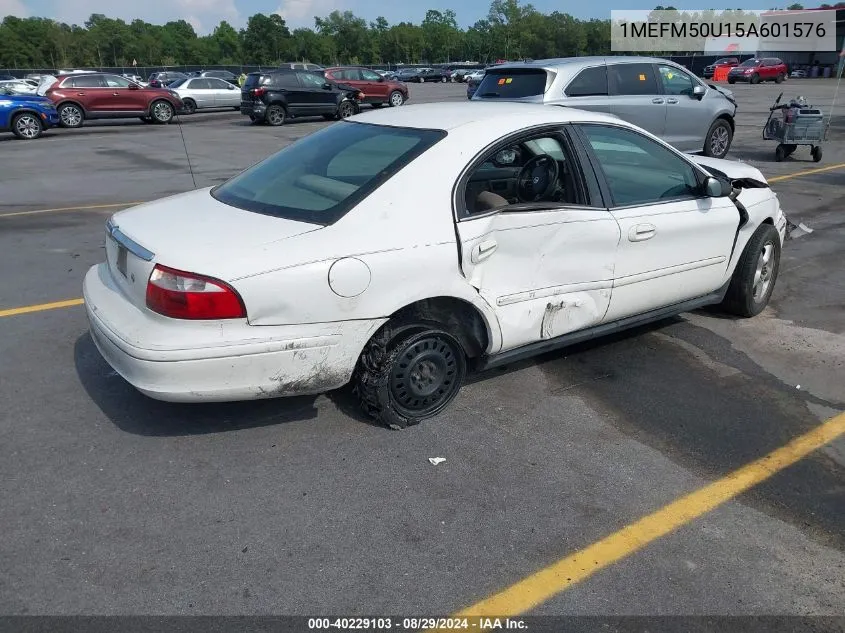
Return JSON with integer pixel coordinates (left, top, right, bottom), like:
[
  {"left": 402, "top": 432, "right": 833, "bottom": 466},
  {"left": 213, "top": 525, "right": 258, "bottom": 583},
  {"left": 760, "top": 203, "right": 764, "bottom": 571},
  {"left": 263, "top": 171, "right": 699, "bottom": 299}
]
[{"left": 472, "top": 56, "right": 738, "bottom": 158}]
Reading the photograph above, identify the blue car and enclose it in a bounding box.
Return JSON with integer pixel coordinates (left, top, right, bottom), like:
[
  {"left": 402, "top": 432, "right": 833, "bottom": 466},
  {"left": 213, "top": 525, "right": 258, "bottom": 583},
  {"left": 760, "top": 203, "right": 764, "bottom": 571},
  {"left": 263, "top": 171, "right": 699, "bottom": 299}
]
[{"left": 0, "top": 88, "right": 60, "bottom": 139}]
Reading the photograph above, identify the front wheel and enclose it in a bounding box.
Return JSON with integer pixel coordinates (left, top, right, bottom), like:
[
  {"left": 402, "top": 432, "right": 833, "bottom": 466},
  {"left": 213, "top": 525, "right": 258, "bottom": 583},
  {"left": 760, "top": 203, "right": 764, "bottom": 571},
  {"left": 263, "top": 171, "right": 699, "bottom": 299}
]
[
  {"left": 151, "top": 100, "right": 174, "bottom": 124},
  {"left": 419, "top": 77, "right": 425, "bottom": 83},
  {"left": 389, "top": 90, "right": 404, "bottom": 107},
  {"left": 703, "top": 119, "right": 733, "bottom": 158},
  {"left": 354, "top": 324, "right": 467, "bottom": 429},
  {"left": 337, "top": 101, "right": 356, "bottom": 119},
  {"left": 728, "top": 78, "right": 736, "bottom": 84},
  {"left": 58, "top": 103, "right": 84, "bottom": 128},
  {"left": 812, "top": 146, "right": 823, "bottom": 162},
  {"left": 11, "top": 112, "right": 44, "bottom": 139},
  {"left": 441, "top": 76, "right": 447, "bottom": 83},
  {"left": 720, "top": 224, "right": 781, "bottom": 317},
  {"left": 775, "top": 73, "right": 784, "bottom": 84},
  {"left": 750, "top": 73, "right": 760, "bottom": 84},
  {"left": 182, "top": 99, "right": 197, "bottom": 115}
]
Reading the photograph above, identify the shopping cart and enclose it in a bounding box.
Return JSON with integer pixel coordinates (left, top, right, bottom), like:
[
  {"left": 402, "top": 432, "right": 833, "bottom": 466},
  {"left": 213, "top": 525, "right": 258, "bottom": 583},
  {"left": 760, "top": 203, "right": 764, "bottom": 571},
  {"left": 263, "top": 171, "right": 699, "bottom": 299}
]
[{"left": 762, "top": 92, "right": 828, "bottom": 162}]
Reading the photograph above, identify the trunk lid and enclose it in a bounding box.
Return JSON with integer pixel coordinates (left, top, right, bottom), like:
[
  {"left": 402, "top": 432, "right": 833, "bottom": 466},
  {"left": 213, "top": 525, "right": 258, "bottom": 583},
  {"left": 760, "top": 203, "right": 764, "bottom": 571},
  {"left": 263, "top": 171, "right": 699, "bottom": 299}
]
[{"left": 105, "top": 187, "right": 321, "bottom": 309}]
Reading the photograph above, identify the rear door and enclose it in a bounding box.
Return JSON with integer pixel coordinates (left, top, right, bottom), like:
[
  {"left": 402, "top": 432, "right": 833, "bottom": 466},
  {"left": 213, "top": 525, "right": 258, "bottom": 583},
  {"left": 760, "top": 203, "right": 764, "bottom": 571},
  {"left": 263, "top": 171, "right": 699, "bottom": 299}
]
[
  {"left": 187, "top": 78, "right": 214, "bottom": 108},
  {"left": 69, "top": 74, "right": 108, "bottom": 112},
  {"left": 606, "top": 62, "right": 667, "bottom": 138},
  {"left": 656, "top": 64, "right": 709, "bottom": 152}
]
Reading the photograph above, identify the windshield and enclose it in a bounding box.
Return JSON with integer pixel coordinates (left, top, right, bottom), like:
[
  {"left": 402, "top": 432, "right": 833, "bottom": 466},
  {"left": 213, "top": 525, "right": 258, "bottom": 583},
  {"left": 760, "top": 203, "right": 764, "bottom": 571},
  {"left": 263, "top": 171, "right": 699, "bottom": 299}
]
[
  {"left": 211, "top": 122, "right": 446, "bottom": 224},
  {"left": 474, "top": 69, "right": 549, "bottom": 98},
  {"left": 739, "top": 59, "right": 760, "bottom": 67}
]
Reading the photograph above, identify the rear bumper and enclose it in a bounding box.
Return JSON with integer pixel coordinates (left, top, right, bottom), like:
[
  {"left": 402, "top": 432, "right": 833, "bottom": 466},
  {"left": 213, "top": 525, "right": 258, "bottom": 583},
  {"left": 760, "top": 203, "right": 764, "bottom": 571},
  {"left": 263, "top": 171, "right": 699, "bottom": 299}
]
[
  {"left": 83, "top": 264, "right": 385, "bottom": 402},
  {"left": 240, "top": 102, "right": 266, "bottom": 120}
]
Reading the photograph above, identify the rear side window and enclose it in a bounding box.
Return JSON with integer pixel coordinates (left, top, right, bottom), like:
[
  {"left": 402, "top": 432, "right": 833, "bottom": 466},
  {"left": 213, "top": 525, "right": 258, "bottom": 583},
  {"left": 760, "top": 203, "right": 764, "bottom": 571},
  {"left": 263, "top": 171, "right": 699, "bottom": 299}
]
[
  {"left": 70, "top": 75, "right": 106, "bottom": 88},
  {"left": 212, "top": 122, "right": 446, "bottom": 225},
  {"left": 609, "top": 63, "right": 658, "bottom": 96},
  {"left": 475, "top": 69, "right": 550, "bottom": 98},
  {"left": 270, "top": 73, "right": 299, "bottom": 88},
  {"left": 565, "top": 66, "right": 608, "bottom": 97}
]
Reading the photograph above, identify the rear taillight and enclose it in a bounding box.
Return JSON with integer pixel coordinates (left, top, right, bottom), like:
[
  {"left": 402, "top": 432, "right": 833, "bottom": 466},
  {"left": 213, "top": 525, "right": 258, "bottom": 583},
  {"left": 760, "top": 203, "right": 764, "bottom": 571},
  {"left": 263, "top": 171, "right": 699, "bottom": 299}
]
[
  {"left": 252, "top": 87, "right": 266, "bottom": 97},
  {"left": 146, "top": 264, "right": 246, "bottom": 320}
]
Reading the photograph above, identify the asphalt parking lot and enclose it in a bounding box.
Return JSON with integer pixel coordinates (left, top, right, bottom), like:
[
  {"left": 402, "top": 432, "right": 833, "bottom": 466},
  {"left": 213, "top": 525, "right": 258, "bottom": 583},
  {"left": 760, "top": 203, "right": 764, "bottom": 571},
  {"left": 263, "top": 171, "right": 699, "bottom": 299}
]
[{"left": 1, "top": 80, "right": 844, "bottom": 621}]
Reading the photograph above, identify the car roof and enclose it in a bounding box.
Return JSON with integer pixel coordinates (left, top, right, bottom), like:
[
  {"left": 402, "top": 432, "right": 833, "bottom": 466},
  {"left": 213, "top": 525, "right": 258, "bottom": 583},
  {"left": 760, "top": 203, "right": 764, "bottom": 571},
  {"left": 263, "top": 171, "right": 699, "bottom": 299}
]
[
  {"left": 351, "top": 101, "right": 620, "bottom": 131},
  {"left": 490, "top": 56, "right": 684, "bottom": 71}
]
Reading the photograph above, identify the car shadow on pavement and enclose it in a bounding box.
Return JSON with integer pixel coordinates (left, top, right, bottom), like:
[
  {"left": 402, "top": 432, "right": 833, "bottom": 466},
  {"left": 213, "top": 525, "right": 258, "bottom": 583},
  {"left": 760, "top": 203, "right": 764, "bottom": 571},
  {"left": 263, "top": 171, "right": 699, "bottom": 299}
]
[{"left": 73, "top": 332, "right": 323, "bottom": 437}]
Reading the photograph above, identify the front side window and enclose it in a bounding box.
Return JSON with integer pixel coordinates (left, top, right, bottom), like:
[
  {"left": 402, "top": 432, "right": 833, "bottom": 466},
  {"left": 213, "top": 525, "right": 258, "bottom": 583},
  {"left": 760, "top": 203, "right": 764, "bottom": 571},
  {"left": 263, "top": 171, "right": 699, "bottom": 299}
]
[
  {"left": 206, "top": 78, "right": 229, "bottom": 89},
  {"left": 212, "top": 122, "right": 446, "bottom": 224},
  {"left": 297, "top": 71, "right": 325, "bottom": 88},
  {"left": 609, "top": 63, "right": 658, "bottom": 96},
  {"left": 462, "top": 130, "right": 586, "bottom": 216},
  {"left": 657, "top": 65, "right": 695, "bottom": 96},
  {"left": 580, "top": 124, "right": 701, "bottom": 207}
]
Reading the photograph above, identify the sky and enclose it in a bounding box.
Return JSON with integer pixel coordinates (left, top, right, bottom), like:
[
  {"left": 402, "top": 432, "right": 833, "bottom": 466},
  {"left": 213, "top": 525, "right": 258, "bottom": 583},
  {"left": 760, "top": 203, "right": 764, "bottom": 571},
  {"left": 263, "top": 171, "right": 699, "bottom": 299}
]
[{"left": 1, "top": 0, "right": 803, "bottom": 34}]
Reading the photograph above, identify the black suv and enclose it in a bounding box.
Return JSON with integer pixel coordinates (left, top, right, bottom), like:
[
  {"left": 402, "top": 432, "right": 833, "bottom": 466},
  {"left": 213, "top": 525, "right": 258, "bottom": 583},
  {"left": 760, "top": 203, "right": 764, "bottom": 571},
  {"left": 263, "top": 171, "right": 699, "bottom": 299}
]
[{"left": 240, "top": 69, "right": 362, "bottom": 126}]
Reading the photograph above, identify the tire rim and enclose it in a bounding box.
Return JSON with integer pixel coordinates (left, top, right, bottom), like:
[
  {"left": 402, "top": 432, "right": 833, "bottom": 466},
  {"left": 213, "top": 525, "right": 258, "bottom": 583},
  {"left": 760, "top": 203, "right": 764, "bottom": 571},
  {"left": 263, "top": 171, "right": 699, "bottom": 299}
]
[
  {"left": 153, "top": 102, "right": 172, "bottom": 121},
  {"left": 389, "top": 335, "right": 460, "bottom": 417},
  {"left": 710, "top": 126, "right": 729, "bottom": 156},
  {"left": 268, "top": 107, "right": 284, "bottom": 125},
  {"left": 752, "top": 243, "right": 775, "bottom": 302},
  {"left": 339, "top": 102, "right": 354, "bottom": 118},
  {"left": 61, "top": 106, "right": 81, "bottom": 127},
  {"left": 15, "top": 114, "right": 41, "bottom": 139},
  {"left": 390, "top": 92, "right": 403, "bottom": 106}
]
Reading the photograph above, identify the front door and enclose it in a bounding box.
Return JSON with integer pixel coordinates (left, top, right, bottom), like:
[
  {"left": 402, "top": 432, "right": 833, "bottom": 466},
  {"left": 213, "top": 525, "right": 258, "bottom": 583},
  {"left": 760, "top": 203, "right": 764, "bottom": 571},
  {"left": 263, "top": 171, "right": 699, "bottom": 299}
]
[
  {"left": 295, "top": 71, "right": 336, "bottom": 115},
  {"left": 455, "top": 127, "right": 621, "bottom": 352},
  {"left": 206, "top": 77, "right": 239, "bottom": 107},
  {"left": 656, "top": 64, "right": 710, "bottom": 153},
  {"left": 574, "top": 123, "right": 740, "bottom": 322},
  {"left": 359, "top": 68, "right": 389, "bottom": 102}
]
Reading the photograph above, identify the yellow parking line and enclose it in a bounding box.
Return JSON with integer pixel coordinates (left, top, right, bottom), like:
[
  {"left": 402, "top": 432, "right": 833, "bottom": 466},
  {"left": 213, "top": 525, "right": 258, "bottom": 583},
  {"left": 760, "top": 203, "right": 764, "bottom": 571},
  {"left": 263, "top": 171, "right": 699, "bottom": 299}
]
[
  {"left": 0, "top": 202, "right": 142, "bottom": 219},
  {"left": 439, "top": 411, "right": 845, "bottom": 626},
  {"left": 768, "top": 162, "right": 845, "bottom": 183},
  {"left": 0, "top": 298, "right": 84, "bottom": 318}
]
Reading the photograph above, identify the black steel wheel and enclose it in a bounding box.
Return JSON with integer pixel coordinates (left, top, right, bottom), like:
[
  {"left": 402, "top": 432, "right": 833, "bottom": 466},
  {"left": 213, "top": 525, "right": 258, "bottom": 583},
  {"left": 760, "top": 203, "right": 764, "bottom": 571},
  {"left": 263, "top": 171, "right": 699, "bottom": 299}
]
[
  {"left": 354, "top": 324, "right": 467, "bottom": 429},
  {"left": 182, "top": 99, "right": 197, "bottom": 114},
  {"left": 812, "top": 146, "right": 823, "bottom": 162},
  {"left": 775, "top": 144, "right": 786, "bottom": 162}
]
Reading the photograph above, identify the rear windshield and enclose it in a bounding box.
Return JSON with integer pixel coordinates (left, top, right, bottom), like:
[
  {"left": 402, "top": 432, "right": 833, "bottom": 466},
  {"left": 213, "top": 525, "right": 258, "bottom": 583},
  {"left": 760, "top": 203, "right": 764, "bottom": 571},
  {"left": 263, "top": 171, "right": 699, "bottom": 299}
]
[
  {"left": 474, "top": 69, "right": 550, "bottom": 99},
  {"left": 211, "top": 122, "right": 447, "bottom": 225},
  {"left": 242, "top": 74, "right": 266, "bottom": 89}
]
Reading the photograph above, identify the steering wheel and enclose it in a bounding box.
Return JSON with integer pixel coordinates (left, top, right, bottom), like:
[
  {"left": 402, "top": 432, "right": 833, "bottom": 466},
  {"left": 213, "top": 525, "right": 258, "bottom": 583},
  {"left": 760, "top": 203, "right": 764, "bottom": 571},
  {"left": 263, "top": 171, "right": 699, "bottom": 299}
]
[{"left": 517, "top": 154, "right": 559, "bottom": 202}]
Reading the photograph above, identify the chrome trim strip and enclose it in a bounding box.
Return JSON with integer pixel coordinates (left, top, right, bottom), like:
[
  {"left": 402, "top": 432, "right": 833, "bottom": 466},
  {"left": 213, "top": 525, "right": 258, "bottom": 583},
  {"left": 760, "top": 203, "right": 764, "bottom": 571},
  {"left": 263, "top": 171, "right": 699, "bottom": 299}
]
[{"left": 106, "top": 218, "right": 155, "bottom": 262}]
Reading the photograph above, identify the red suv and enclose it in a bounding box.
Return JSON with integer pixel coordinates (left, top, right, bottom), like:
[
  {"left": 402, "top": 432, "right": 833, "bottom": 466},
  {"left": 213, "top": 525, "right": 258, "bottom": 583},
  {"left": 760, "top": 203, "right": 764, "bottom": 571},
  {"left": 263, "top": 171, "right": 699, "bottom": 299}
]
[
  {"left": 727, "top": 58, "right": 788, "bottom": 84},
  {"left": 323, "top": 67, "right": 409, "bottom": 108},
  {"left": 46, "top": 73, "right": 184, "bottom": 128}
]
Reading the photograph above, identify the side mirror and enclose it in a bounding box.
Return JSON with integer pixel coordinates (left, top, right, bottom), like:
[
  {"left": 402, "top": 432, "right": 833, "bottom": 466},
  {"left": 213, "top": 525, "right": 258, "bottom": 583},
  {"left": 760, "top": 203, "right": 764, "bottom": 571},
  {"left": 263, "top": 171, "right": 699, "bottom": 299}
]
[
  {"left": 704, "top": 176, "right": 730, "bottom": 197},
  {"left": 128, "top": 83, "right": 139, "bottom": 90},
  {"left": 692, "top": 85, "right": 705, "bottom": 99},
  {"left": 228, "top": 84, "right": 235, "bottom": 89}
]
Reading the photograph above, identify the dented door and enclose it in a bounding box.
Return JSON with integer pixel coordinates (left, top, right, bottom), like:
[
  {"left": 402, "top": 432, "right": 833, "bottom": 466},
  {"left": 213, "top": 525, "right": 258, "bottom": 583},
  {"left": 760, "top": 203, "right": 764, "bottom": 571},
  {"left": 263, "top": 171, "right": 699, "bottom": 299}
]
[{"left": 457, "top": 208, "right": 621, "bottom": 352}]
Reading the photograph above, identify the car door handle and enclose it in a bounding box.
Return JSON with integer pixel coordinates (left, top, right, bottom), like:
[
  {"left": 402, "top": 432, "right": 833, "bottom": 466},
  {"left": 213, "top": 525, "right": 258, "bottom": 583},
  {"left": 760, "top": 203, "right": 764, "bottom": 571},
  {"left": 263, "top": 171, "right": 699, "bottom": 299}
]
[
  {"left": 471, "top": 239, "right": 498, "bottom": 263},
  {"left": 629, "top": 224, "right": 657, "bottom": 242},
  {"left": 652, "top": 98, "right": 664, "bottom": 104},
  {"left": 77, "top": 92, "right": 86, "bottom": 96},
  {"left": 666, "top": 97, "right": 678, "bottom": 104},
  {"left": 113, "top": 92, "right": 120, "bottom": 96}
]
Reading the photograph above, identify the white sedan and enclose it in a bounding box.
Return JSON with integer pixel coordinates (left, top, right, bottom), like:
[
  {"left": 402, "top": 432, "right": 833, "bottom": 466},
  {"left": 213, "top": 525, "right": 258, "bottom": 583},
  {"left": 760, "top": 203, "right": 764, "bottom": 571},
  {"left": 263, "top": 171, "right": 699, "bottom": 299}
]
[{"left": 83, "top": 102, "right": 787, "bottom": 429}]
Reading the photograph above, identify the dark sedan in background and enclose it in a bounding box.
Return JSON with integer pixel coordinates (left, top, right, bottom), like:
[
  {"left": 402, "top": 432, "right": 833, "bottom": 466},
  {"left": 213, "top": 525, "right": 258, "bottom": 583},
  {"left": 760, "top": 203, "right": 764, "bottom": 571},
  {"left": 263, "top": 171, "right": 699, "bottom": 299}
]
[{"left": 702, "top": 57, "right": 739, "bottom": 79}]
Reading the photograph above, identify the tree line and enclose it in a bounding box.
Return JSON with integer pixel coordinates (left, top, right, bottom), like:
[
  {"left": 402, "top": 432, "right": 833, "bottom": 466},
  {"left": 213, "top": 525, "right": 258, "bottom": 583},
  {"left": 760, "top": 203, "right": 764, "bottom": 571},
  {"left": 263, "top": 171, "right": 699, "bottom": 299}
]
[
  {"left": 1, "top": 0, "right": 841, "bottom": 71},
  {"left": 0, "top": 0, "right": 612, "bottom": 70}
]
